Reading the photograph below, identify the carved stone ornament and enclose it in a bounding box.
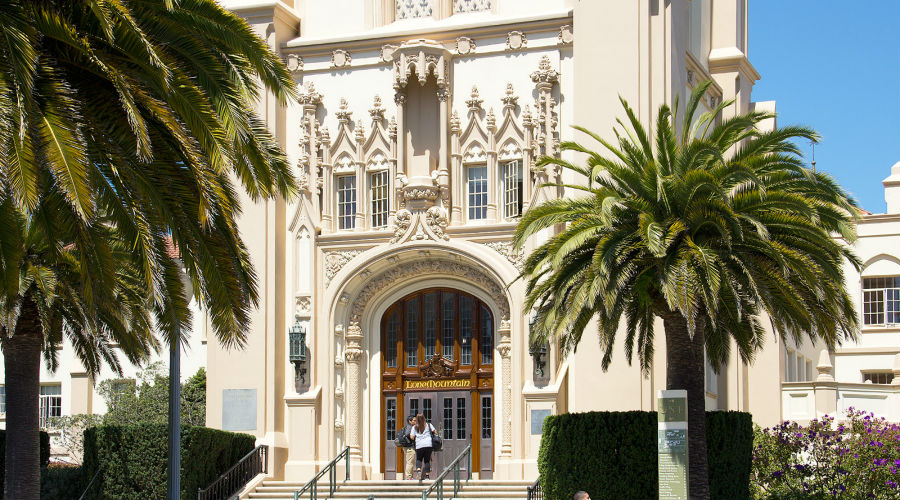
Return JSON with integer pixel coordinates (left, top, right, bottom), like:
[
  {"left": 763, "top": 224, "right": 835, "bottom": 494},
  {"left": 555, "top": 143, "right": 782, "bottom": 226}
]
[
  {"left": 334, "top": 418, "right": 344, "bottom": 430},
  {"left": 497, "top": 344, "right": 511, "bottom": 357},
  {"left": 331, "top": 49, "right": 351, "bottom": 69},
  {"left": 284, "top": 53, "right": 303, "bottom": 74},
  {"left": 296, "top": 296, "right": 312, "bottom": 316},
  {"left": 298, "top": 82, "right": 322, "bottom": 107},
  {"left": 456, "top": 36, "right": 476, "bottom": 55},
  {"left": 501, "top": 83, "right": 518, "bottom": 108},
  {"left": 466, "top": 85, "right": 483, "bottom": 111},
  {"left": 481, "top": 241, "right": 524, "bottom": 270},
  {"left": 506, "top": 31, "right": 527, "bottom": 50},
  {"left": 390, "top": 206, "right": 450, "bottom": 244},
  {"left": 391, "top": 39, "right": 451, "bottom": 93},
  {"left": 381, "top": 44, "right": 398, "bottom": 63},
  {"left": 325, "top": 250, "right": 364, "bottom": 288},
  {"left": 349, "top": 259, "right": 510, "bottom": 322},
  {"left": 531, "top": 55, "right": 559, "bottom": 85},
  {"left": 369, "top": 95, "right": 386, "bottom": 121},
  {"left": 558, "top": 24, "right": 574, "bottom": 45},
  {"left": 420, "top": 354, "right": 456, "bottom": 378}
]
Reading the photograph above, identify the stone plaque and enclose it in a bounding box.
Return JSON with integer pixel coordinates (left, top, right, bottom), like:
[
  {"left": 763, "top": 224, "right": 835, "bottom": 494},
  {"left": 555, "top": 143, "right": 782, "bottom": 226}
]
[
  {"left": 222, "top": 389, "right": 257, "bottom": 431},
  {"left": 531, "top": 409, "right": 551, "bottom": 435},
  {"left": 658, "top": 390, "right": 688, "bottom": 500}
]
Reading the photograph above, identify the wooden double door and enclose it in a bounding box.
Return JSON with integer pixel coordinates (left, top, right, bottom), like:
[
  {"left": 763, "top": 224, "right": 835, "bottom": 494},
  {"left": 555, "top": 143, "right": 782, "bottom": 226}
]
[{"left": 381, "top": 288, "right": 495, "bottom": 479}]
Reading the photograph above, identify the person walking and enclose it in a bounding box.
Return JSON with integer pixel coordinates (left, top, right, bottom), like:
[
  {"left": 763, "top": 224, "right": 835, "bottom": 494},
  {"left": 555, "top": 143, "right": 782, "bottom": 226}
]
[
  {"left": 395, "top": 415, "right": 417, "bottom": 479},
  {"left": 410, "top": 413, "right": 436, "bottom": 480}
]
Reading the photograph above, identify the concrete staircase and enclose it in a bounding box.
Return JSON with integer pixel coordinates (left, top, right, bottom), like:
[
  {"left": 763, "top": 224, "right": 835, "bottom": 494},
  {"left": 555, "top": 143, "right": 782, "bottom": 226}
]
[{"left": 247, "top": 479, "right": 533, "bottom": 500}]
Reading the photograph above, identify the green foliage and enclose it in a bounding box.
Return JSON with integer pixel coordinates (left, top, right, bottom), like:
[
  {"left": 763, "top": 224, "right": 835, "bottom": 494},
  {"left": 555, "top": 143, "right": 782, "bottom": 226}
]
[
  {"left": 82, "top": 424, "right": 255, "bottom": 500},
  {"left": 751, "top": 410, "right": 900, "bottom": 499},
  {"left": 49, "top": 413, "right": 102, "bottom": 464},
  {"left": 40, "top": 463, "right": 83, "bottom": 500},
  {"left": 0, "top": 430, "right": 50, "bottom": 497},
  {"left": 96, "top": 363, "right": 206, "bottom": 426},
  {"left": 538, "top": 411, "right": 752, "bottom": 500}
]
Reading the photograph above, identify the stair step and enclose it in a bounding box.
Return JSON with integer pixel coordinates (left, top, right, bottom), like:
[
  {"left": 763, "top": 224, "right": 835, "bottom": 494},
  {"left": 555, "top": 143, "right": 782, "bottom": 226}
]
[{"left": 248, "top": 478, "right": 533, "bottom": 500}]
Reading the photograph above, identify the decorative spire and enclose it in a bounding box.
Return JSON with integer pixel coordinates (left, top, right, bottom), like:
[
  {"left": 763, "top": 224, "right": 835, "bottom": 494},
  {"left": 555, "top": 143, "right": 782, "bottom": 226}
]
[
  {"left": 486, "top": 108, "right": 496, "bottom": 130},
  {"left": 531, "top": 55, "right": 559, "bottom": 86},
  {"left": 522, "top": 105, "right": 533, "bottom": 127},
  {"left": 466, "top": 85, "right": 483, "bottom": 112},
  {"left": 369, "top": 95, "right": 385, "bottom": 121},
  {"left": 501, "top": 83, "right": 518, "bottom": 109},
  {"left": 319, "top": 126, "right": 330, "bottom": 146},
  {"left": 450, "top": 110, "right": 461, "bottom": 134},
  {"left": 354, "top": 120, "right": 365, "bottom": 142},
  {"left": 335, "top": 98, "right": 352, "bottom": 122},
  {"left": 298, "top": 81, "right": 322, "bottom": 106},
  {"left": 388, "top": 117, "right": 397, "bottom": 139}
]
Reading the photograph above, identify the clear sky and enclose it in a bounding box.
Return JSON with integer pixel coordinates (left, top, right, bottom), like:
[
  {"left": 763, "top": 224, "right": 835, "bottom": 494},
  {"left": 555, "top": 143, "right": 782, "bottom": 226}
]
[{"left": 750, "top": 1, "right": 900, "bottom": 213}]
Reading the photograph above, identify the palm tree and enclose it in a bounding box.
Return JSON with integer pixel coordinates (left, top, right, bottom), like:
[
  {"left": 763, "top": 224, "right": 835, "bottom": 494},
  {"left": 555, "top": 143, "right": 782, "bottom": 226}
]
[
  {"left": 0, "top": 192, "right": 158, "bottom": 500},
  {"left": 514, "top": 82, "right": 860, "bottom": 500},
  {"left": 0, "top": 1, "right": 297, "bottom": 498}
]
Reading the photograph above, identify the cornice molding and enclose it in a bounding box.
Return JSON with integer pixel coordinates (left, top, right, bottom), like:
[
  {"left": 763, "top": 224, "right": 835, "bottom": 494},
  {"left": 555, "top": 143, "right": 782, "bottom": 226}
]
[{"left": 708, "top": 46, "right": 761, "bottom": 82}]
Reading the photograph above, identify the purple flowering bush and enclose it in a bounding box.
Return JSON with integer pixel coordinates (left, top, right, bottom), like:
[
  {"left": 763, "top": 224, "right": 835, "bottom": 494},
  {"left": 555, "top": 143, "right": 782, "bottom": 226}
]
[{"left": 752, "top": 408, "right": 900, "bottom": 499}]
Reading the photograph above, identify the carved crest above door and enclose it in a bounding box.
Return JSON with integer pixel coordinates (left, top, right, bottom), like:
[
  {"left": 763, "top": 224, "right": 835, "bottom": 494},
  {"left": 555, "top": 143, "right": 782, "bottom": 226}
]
[{"left": 420, "top": 354, "right": 456, "bottom": 378}]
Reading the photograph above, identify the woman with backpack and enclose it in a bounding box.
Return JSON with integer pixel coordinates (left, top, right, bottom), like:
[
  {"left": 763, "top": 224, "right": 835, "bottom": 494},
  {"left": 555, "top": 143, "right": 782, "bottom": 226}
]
[{"left": 409, "top": 413, "right": 436, "bottom": 480}]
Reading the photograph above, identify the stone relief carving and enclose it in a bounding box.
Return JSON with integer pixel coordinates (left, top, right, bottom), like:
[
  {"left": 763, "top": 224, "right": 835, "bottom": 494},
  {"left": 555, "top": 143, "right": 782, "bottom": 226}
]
[
  {"left": 296, "top": 296, "right": 312, "bottom": 316},
  {"left": 391, "top": 39, "right": 450, "bottom": 96},
  {"left": 531, "top": 55, "right": 561, "bottom": 157},
  {"left": 284, "top": 53, "right": 303, "bottom": 75},
  {"left": 331, "top": 49, "right": 351, "bottom": 69},
  {"left": 390, "top": 206, "right": 449, "bottom": 243},
  {"left": 481, "top": 241, "right": 524, "bottom": 270},
  {"left": 558, "top": 24, "right": 574, "bottom": 45},
  {"left": 506, "top": 31, "right": 527, "bottom": 50},
  {"left": 424, "top": 206, "right": 449, "bottom": 240},
  {"left": 420, "top": 354, "right": 456, "bottom": 378},
  {"left": 381, "top": 44, "right": 398, "bottom": 62},
  {"left": 325, "top": 250, "right": 364, "bottom": 288},
  {"left": 348, "top": 258, "right": 510, "bottom": 323},
  {"left": 391, "top": 209, "right": 412, "bottom": 243},
  {"left": 456, "top": 36, "right": 476, "bottom": 55}
]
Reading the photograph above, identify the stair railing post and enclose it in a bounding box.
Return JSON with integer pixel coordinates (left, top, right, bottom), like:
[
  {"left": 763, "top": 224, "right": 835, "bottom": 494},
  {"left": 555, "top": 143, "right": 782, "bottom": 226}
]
[{"left": 345, "top": 447, "right": 350, "bottom": 481}]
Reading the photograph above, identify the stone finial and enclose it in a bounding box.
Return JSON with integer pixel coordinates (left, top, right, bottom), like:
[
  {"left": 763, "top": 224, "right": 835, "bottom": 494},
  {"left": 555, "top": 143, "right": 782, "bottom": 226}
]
[
  {"left": 369, "top": 95, "right": 385, "bottom": 121},
  {"left": 486, "top": 108, "right": 496, "bottom": 130},
  {"left": 522, "top": 104, "right": 533, "bottom": 127},
  {"left": 466, "top": 85, "right": 483, "bottom": 112},
  {"left": 388, "top": 117, "right": 397, "bottom": 139},
  {"left": 335, "top": 98, "right": 352, "bottom": 122},
  {"left": 816, "top": 349, "right": 834, "bottom": 382},
  {"left": 318, "top": 126, "right": 330, "bottom": 146},
  {"left": 501, "top": 83, "right": 518, "bottom": 109},
  {"left": 354, "top": 120, "right": 365, "bottom": 142},
  {"left": 892, "top": 354, "right": 900, "bottom": 385},
  {"left": 531, "top": 55, "right": 559, "bottom": 85},
  {"left": 298, "top": 81, "right": 322, "bottom": 106},
  {"left": 450, "top": 110, "right": 461, "bottom": 134}
]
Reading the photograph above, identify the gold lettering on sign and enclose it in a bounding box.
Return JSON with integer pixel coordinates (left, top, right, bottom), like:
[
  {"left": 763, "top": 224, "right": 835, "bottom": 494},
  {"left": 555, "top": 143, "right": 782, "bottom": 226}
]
[{"left": 404, "top": 379, "right": 471, "bottom": 390}]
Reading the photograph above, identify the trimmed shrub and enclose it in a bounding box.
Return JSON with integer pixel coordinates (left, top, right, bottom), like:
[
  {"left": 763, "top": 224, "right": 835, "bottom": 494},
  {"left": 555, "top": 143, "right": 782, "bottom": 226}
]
[
  {"left": 82, "top": 424, "right": 255, "bottom": 500},
  {"left": 0, "top": 429, "right": 51, "bottom": 498},
  {"left": 41, "top": 463, "right": 84, "bottom": 500},
  {"left": 538, "top": 411, "right": 752, "bottom": 500}
]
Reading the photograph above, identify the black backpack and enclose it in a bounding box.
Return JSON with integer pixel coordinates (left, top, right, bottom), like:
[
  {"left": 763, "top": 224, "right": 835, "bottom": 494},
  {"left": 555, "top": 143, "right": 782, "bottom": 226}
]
[{"left": 395, "top": 426, "right": 413, "bottom": 448}]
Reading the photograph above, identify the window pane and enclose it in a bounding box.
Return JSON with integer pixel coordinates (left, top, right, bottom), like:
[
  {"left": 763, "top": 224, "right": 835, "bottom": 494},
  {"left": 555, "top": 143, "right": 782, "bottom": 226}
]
[
  {"left": 442, "top": 293, "right": 455, "bottom": 360},
  {"left": 406, "top": 297, "right": 418, "bottom": 367},
  {"left": 887, "top": 289, "right": 900, "bottom": 324},
  {"left": 456, "top": 398, "right": 466, "bottom": 440},
  {"left": 502, "top": 160, "right": 523, "bottom": 219},
  {"left": 864, "top": 290, "right": 885, "bottom": 325},
  {"left": 481, "top": 396, "right": 492, "bottom": 439},
  {"left": 443, "top": 398, "right": 453, "bottom": 439},
  {"left": 338, "top": 175, "right": 357, "bottom": 230},
  {"left": 386, "top": 398, "right": 397, "bottom": 440},
  {"left": 386, "top": 310, "right": 398, "bottom": 368},
  {"left": 467, "top": 166, "right": 487, "bottom": 220},
  {"left": 424, "top": 293, "right": 437, "bottom": 358},
  {"left": 423, "top": 398, "right": 432, "bottom": 423},
  {"left": 370, "top": 171, "right": 389, "bottom": 228},
  {"left": 40, "top": 385, "right": 61, "bottom": 395},
  {"left": 460, "top": 296, "right": 473, "bottom": 365},
  {"left": 409, "top": 399, "right": 419, "bottom": 419},
  {"left": 480, "top": 305, "right": 493, "bottom": 365}
]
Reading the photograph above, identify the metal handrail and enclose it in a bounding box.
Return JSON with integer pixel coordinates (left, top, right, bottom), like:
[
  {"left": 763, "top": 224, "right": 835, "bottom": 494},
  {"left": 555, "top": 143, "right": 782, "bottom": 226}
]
[
  {"left": 526, "top": 477, "right": 543, "bottom": 500},
  {"left": 197, "top": 445, "right": 268, "bottom": 500},
  {"left": 293, "top": 446, "right": 350, "bottom": 500},
  {"left": 421, "top": 444, "right": 471, "bottom": 500}
]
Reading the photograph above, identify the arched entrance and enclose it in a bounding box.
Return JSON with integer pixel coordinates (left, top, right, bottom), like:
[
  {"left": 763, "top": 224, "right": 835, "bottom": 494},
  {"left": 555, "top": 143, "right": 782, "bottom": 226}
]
[{"left": 380, "top": 287, "right": 494, "bottom": 479}]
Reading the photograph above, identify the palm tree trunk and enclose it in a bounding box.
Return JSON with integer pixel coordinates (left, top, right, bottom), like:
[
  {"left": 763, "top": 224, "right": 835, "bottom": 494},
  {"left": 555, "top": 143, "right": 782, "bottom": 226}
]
[
  {"left": 2, "top": 294, "right": 43, "bottom": 500},
  {"left": 662, "top": 311, "right": 709, "bottom": 500}
]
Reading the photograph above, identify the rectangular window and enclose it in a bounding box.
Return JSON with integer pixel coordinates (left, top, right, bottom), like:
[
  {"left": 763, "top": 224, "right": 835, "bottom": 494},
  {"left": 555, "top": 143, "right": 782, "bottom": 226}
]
[
  {"left": 337, "top": 175, "right": 357, "bottom": 230},
  {"left": 863, "top": 277, "right": 900, "bottom": 325},
  {"left": 480, "top": 305, "right": 493, "bottom": 365},
  {"left": 386, "top": 310, "right": 398, "bottom": 368},
  {"left": 443, "top": 398, "right": 453, "bottom": 439},
  {"left": 406, "top": 297, "right": 418, "bottom": 367},
  {"left": 424, "top": 293, "right": 437, "bottom": 359},
  {"left": 501, "top": 160, "right": 523, "bottom": 219},
  {"left": 467, "top": 166, "right": 487, "bottom": 220},
  {"left": 39, "top": 385, "right": 62, "bottom": 428},
  {"left": 481, "top": 396, "right": 492, "bottom": 439},
  {"left": 863, "top": 372, "right": 894, "bottom": 384},
  {"left": 456, "top": 397, "right": 466, "bottom": 440},
  {"left": 0, "top": 386, "right": 5, "bottom": 414},
  {"left": 423, "top": 398, "right": 432, "bottom": 423},
  {"left": 409, "top": 399, "right": 419, "bottom": 419},
  {"left": 460, "top": 296, "right": 473, "bottom": 365},
  {"left": 370, "top": 170, "right": 389, "bottom": 228},
  {"left": 386, "top": 398, "right": 397, "bottom": 441},
  {"left": 442, "top": 293, "right": 455, "bottom": 360}
]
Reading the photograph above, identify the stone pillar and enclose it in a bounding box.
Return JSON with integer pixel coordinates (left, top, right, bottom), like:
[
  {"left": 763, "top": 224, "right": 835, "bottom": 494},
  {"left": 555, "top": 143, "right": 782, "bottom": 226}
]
[
  {"left": 498, "top": 319, "right": 513, "bottom": 456},
  {"left": 814, "top": 349, "right": 837, "bottom": 418},
  {"left": 344, "top": 322, "right": 364, "bottom": 462}
]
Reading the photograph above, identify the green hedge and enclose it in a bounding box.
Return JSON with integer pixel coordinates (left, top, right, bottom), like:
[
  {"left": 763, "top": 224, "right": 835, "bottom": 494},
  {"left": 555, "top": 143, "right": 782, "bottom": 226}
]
[
  {"left": 538, "top": 411, "right": 752, "bottom": 500},
  {"left": 0, "top": 429, "right": 51, "bottom": 498},
  {"left": 82, "top": 424, "right": 256, "bottom": 500}
]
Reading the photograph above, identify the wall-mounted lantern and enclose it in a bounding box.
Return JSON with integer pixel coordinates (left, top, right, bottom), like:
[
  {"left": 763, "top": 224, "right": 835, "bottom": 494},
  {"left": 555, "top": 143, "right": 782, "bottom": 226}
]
[
  {"left": 289, "top": 318, "right": 308, "bottom": 389},
  {"left": 529, "top": 314, "right": 549, "bottom": 385}
]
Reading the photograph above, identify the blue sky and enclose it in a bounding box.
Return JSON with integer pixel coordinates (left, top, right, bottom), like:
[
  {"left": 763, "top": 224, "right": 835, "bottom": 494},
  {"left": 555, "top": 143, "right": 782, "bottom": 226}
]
[{"left": 750, "top": 1, "right": 900, "bottom": 213}]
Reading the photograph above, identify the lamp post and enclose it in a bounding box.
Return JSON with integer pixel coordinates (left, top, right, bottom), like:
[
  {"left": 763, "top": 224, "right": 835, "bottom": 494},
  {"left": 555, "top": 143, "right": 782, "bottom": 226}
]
[
  {"left": 167, "top": 331, "right": 181, "bottom": 500},
  {"left": 289, "top": 318, "right": 308, "bottom": 392}
]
